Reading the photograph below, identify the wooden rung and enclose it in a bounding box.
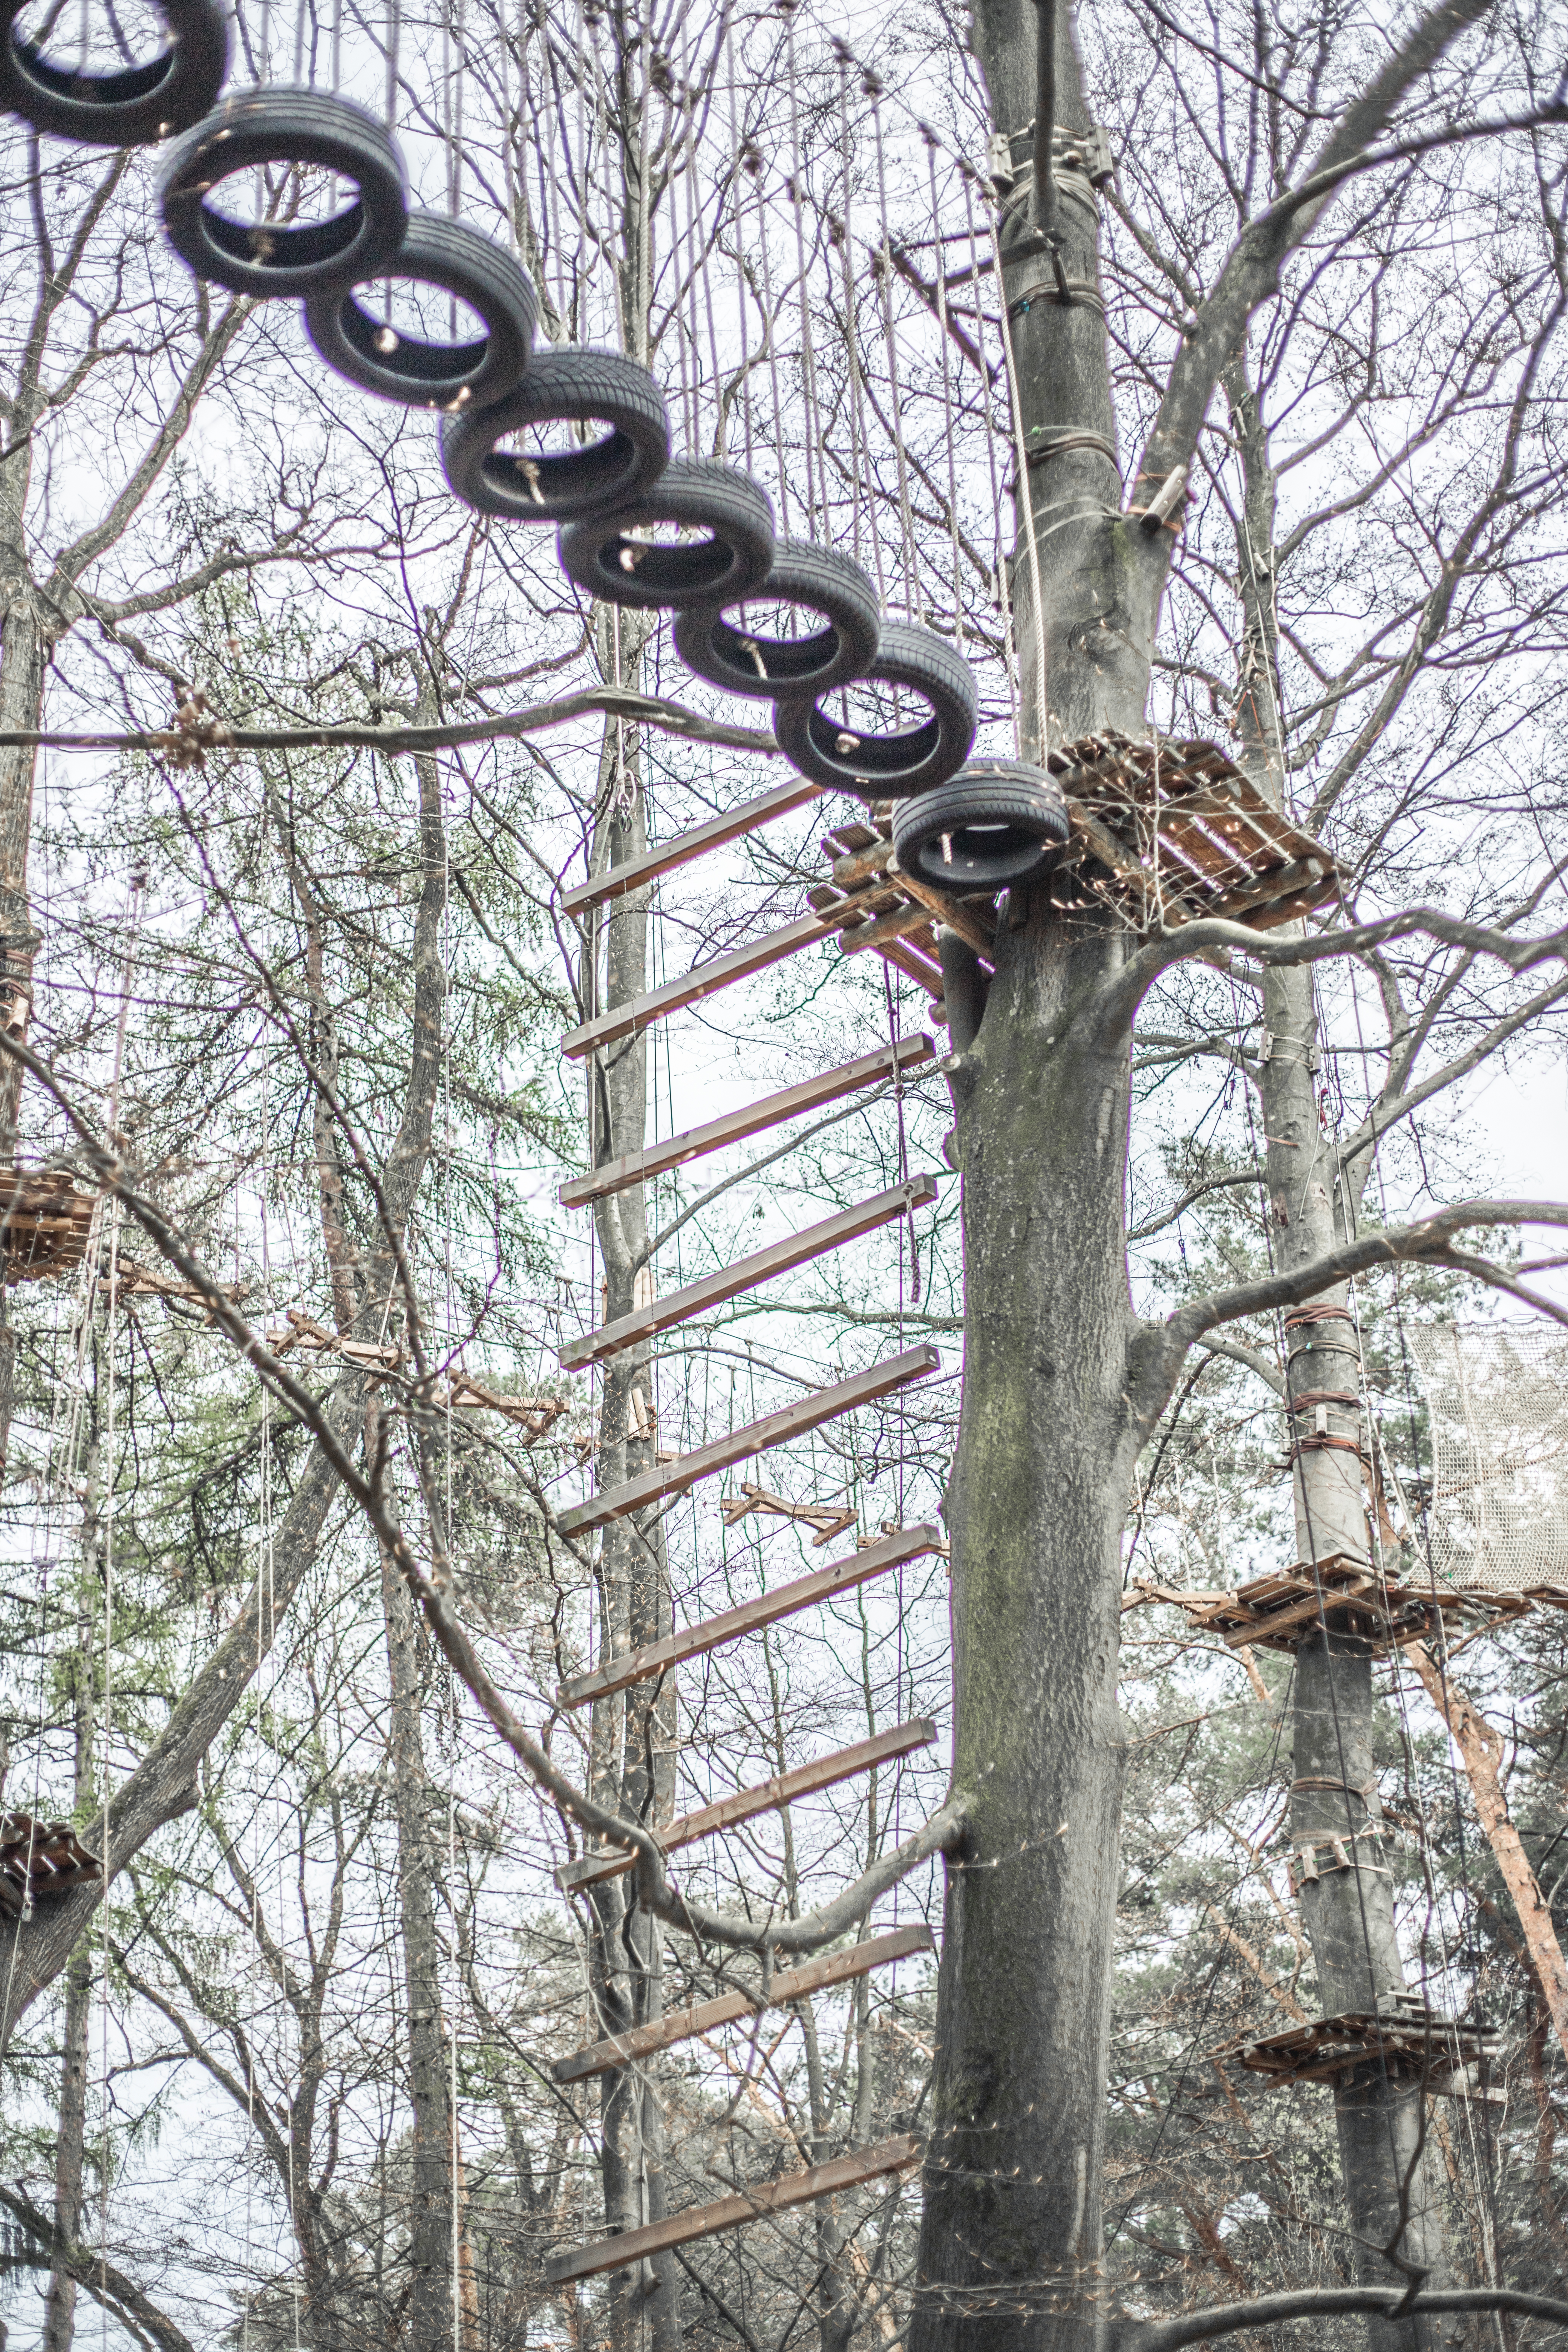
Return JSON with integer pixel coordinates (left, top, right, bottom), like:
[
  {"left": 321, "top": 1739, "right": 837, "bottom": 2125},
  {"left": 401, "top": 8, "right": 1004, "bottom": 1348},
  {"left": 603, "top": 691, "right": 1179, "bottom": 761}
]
[
  {"left": 554, "top": 1345, "right": 940, "bottom": 1537},
  {"left": 562, "top": 913, "right": 827, "bottom": 1060},
  {"left": 553, "top": 1923, "right": 934, "bottom": 2080},
  {"left": 542, "top": 2134, "right": 922, "bottom": 2282},
  {"left": 559, "top": 1524, "right": 942, "bottom": 1705},
  {"left": 559, "top": 1034, "right": 937, "bottom": 1208},
  {"left": 558, "top": 1175, "right": 938, "bottom": 1371},
  {"left": 560, "top": 778, "right": 825, "bottom": 915},
  {"left": 555, "top": 1719, "right": 938, "bottom": 1893}
]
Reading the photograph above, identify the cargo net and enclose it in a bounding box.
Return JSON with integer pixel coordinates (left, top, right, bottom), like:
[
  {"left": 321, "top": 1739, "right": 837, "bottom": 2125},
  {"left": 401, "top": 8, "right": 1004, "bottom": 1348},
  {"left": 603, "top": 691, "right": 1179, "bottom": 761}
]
[{"left": 1406, "top": 1322, "right": 1568, "bottom": 1594}]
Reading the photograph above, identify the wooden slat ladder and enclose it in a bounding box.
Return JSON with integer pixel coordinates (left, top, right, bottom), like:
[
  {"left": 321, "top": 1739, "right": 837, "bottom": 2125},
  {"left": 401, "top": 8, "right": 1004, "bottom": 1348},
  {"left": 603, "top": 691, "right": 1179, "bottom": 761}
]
[
  {"left": 562, "top": 913, "right": 828, "bottom": 1060},
  {"left": 553, "top": 1923, "right": 934, "bottom": 2080},
  {"left": 555, "top": 1344, "right": 940, "bottom": 1537},
  {"left": 561, "top": 776, "right": 824, "bottom": 914},
  {"left": 554, "top": 1718, "right": 938, "bottom": 1892},
  {"left": 558, "top": 1174, "right": 937, "bottom": 1370},
  {"left": 558, "top": 1033, "right": 935, "bottom": 1209},
  {"left": 559, "top": 1524, "right": 943, "bottom": 1705},
  {"left": 543, "top": 2135, "right": 923, "bottom": 2283}
]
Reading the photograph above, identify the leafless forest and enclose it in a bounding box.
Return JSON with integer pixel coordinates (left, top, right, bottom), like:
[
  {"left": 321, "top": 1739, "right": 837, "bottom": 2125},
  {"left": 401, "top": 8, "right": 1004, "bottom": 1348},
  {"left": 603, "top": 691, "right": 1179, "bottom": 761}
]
[{"left": 0, "top": 0, "right": 1562, "bottom": 2346}]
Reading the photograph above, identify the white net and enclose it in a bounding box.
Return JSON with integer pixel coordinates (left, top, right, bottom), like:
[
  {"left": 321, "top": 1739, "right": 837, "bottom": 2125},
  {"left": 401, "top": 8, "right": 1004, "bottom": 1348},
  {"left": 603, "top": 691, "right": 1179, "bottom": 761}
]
[{"left": 1406, "top": 1321, "right": 1568, "bottom": 1592}]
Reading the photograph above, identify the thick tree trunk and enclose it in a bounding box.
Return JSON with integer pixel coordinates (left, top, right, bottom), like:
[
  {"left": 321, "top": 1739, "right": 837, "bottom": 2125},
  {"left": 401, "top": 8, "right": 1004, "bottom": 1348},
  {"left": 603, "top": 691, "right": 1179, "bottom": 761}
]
[
  {"left": 579, "top": 655, "right": 681, "bottom": 2352},
  {"left": 913, "top": 16, "right": 1155, "bottom": 2351},
  {"left": 1227, "top": 356, "right": 1453, "bottom": 2347}
]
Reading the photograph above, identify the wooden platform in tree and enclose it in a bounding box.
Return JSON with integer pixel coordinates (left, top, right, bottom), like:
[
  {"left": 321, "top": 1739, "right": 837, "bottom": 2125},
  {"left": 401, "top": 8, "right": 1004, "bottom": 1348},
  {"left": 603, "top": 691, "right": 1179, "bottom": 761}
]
[
  {"left": 1136, "top": 1553, "right": 1464, "bottom": 1655},
  {"left": 553, "top": 1924, "right": 934, "bottom": 2081},
  {"left": 1235, "top": 1994, "right": 1506, "bottom": 2096},
  {"left": 0, "top": 1170, "right": 94, "bottom": 1282},
  {"left": 1047, "top": 730, "right": 1344, "bottom": 933},
  {"left": 543, "top": 2133, "right": 922, "bottom": 2283},
  {"left": 0, "top": 1813, "right": 103, "bottom": 1917},
  {"left": 554, "top": 1718, "right": 937, "bottom": 1891}
]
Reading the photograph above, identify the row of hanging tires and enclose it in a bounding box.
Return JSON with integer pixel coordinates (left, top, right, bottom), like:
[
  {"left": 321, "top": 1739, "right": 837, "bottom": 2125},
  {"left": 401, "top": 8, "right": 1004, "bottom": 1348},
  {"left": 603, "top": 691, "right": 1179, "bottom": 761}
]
[{"left": 0, "top": 7, "right": 1072, "bottom": 896}]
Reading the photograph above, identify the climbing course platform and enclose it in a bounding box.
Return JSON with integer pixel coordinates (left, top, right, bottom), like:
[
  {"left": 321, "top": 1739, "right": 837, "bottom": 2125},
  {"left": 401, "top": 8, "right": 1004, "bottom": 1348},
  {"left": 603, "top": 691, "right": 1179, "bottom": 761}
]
[
  {"left": 0, "top": 1169, "right": 95, "bottom": 1281},
  {"left": 1046, "top": 731, "right": 1344, "bottom": 932},
  {"left": 0, "top": 1812, "right": 103, "bottom": 1916},
  {"left": 1138, "top": 1548, "right": 1568, "bottom": 1654},
  {"left": 1234, "top": 1994, "right": 1506, "bottom": 2098}
]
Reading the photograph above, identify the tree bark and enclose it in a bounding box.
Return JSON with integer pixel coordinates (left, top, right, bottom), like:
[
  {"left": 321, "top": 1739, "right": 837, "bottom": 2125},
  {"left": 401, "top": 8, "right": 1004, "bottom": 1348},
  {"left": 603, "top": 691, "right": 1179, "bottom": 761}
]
[
  {"left": 1228, "top": 355, "right": 1453, "bottom": 2349},
  {"left": 578, "top": 641, "right": 682, "bottom": 2352},
  {"left": 913, "top": 1, "right": 1491, "bottom": 2341},
  {"left": 381, "top": 1512, "right": 458, "bottom": 2352}
]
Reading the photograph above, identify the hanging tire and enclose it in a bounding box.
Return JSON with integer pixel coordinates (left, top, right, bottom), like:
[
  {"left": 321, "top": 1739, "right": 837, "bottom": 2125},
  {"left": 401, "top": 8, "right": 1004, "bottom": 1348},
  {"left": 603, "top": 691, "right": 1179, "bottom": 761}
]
[
  {"left": 671, "top": 540, "right": 880, "bottom": 700},
  {"left": 557, "top": 458, "right": 774, "bottom": 611},
  {"left": 159, "top": 87, "right": 409, "bottom": 301},
  {"left": 0, "top": 0, "right": 227, "bottom": 144},
  {"left": 773, "top": 622, "right": 977, "bottom": 798},
  {"left": 892, "top": 760, "right": 1072, "bottom": 895},
  {"left": 439, "top": 345, "right": 669, "bottom": 524},
  {"left": 305, "top": 211, "right": 535, "bottom": 412}
]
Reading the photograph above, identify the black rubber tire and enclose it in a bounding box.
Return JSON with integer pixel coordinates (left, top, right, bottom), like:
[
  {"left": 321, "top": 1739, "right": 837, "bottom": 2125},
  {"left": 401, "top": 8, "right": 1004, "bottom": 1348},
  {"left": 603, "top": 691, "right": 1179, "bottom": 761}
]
[
  {"left": 892, "top": 760, "right": 1072, "bottom": 895},
  {"left": 671, "top": 539, "right": 880, "bottom": 699},
  {"left": 439, "top": 345, "right": 669, "bottom": 524},
  {"left": 159, "top": 87, "right": 409, "bottom": 300},
  {"left": 773, "top": 622, "right": 977, "bottom": 799},
  {"left": 0, "top": 0, "right": 226, "bottom": 143},
  {"left": 557, "top": 458, "right": 775, "bottom": 611},
  {"left": 305, "top": 210, "right": 535, "bottom": 412}
]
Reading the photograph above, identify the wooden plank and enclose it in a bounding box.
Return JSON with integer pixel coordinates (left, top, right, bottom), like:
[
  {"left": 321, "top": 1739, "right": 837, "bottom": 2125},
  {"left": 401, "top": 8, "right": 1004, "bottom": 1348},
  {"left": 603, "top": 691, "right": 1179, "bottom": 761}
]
[
  {"left": 562, "top": 914, "right": 827, "bottom": 1060},
  {"left": 839, "top": 904, "right": 938, "bottom": 956},
  {"left": 560, "top": 776, "right": 825, "bottom": 914},
  {"left": 559, "top": 1175, "right": 939, "bottom": 1371},
  {"left": 553, "top": 1924, "right": 935, "bottom": 2080},
  {"left": 559, "top": 1523, "right": 943, "bottom": 1705},
  {"left": 542, "top": 2135, "right": 923, "bottom": 2283},
  {"left": 878, "top": 938, "right": 947, "bottom": 1000},
  {"left": 558, "top": 1035, "right": 937, "bottom": 1209},
  {"left": 884, "top": 860, "right": 997, "bottom": 958},
  {"left": 555, "top": 1719, "right": 939, "bottom": 1892},
  {"left": 555, "top": 1344, "right": 942, "bottom": 1537}
]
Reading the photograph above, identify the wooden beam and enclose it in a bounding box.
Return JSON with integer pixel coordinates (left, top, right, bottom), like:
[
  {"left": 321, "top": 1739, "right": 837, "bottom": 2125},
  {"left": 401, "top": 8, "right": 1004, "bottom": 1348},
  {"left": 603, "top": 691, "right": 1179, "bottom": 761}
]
[
  {"left": 554, "top": 1344, "right": 941, "bottom": 1537},
  {"left": 558, "top": 1034, "right": 936, "bottom": 1208},
  {"left": 559, "top": 1523, "right": 943, "bottom": 1706},
  {"left": 542, "top": 2136, "right": 923, "bottom": 2283},
  {"left": 562, "top": 913, "right": 826, "bottom": 1060},
  {"left": 558, "top": 1175, "right": 939, "bottom": 1370},
  {"left": 885, "top": 859, "right": 997, "bottom": 959},
  {"left": 553, "top": 1924, "right": 935, "bottom": 2080},
  {"left": 838, "top": 904, "right": 938, "bottom": 956},
  {"left": 560, "top": 776, "right": 825, "bottom": 915},
  {"left": 555, "top": 1718, "right": 939, "bottom": 1893}
]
